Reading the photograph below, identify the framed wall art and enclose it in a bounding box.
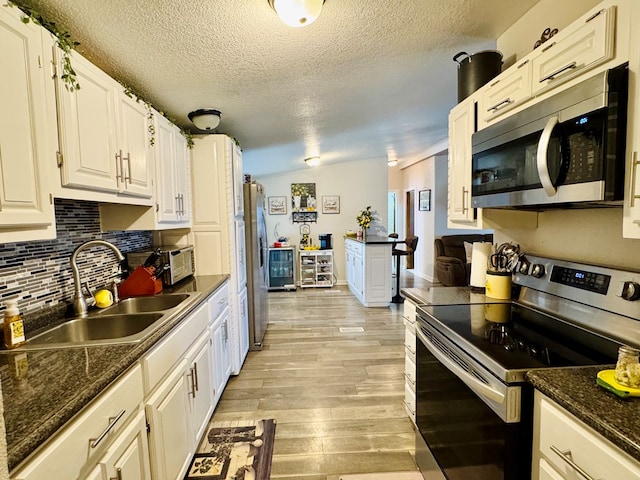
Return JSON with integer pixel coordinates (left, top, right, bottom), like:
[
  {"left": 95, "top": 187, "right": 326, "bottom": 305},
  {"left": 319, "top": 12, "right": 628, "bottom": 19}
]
[
  {"left": 291, "top": 183, "right": 317, "bottom": 211},
  {"left": 419, "top": 189, "right": 431, "bottom": 211},
  {"left": 322, "top": 195, "right": 340, "bottom": 214},
  {"left": 268, "top": 196, "right": 287, "bottom": 215}
]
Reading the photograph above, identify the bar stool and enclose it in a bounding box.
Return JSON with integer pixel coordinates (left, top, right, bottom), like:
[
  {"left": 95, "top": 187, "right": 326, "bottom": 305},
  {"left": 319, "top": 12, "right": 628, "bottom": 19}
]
[{"left": 391, "top": 236, "right": 419, "bottom": 304}]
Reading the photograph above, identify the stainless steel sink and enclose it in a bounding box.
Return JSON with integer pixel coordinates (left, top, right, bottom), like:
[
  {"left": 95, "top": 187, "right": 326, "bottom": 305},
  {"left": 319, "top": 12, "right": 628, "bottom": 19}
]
[
  {"left": 15, "top": 292, "right": 197, "bottom": 350},
  {"left": 98, "top": 293, "right": 191, "bottom": 315},
  {"left": 19, "top": 313, "right": 165, "bottom": 349}
]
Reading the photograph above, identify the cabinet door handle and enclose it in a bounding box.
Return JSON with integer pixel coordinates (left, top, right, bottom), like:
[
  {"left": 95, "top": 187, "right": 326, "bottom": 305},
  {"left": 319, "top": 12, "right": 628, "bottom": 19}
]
[
  {"left": 109, "top": 468, "right": 123, "bottom": 480},
  {"left": 188, "top": 369, "right": 197, "bottom": 398},
  {"left": 550, "top": 445, "right": 597, "bottom": 480},
  {"left": 540, "top": 61, "right": 577, "bottom": 83},
  {"left": 630, "top": 151, "right": 640, "bottom": 207},
  {"left": 516, "top": 59, "right": 529, "bottom": 69},
  {"left": 115, "top": 150, "right": 124, "bottom": 182},
  {"left": 193, "top": 362, "right": 199, "bottom": 392},
  {"left": 90, "top": 409, "right": 126, "bottom": 448},
  {"left": 403, "top": 373, "right": 416, "bottom": 386},
  {"left": 462, "top": 187, "right": 469, "bottom": 214},
  {"left": 487, "top": 98, "right": 513, "bottom": 112},
  {"left": 123, "top": 153, "right": 132, "bottom": 184}
]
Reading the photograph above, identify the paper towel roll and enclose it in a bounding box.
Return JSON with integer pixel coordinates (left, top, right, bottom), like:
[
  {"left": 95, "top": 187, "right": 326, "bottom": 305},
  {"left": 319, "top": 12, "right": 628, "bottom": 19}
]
[{"left": 470, "top": 242, "right": 492, "bottom": 290}]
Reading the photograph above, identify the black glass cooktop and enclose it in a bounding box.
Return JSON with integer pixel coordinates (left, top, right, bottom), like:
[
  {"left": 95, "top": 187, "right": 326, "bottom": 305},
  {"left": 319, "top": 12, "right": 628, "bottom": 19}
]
[{"left": 417, "top": 303, "right": 619, "bottom": 374}]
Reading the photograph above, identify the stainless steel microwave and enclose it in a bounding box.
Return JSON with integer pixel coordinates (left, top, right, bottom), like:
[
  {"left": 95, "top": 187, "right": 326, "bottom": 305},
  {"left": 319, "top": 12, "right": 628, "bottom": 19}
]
[{"left": 471, "top": 65, "right": 628, "bottom": 209}]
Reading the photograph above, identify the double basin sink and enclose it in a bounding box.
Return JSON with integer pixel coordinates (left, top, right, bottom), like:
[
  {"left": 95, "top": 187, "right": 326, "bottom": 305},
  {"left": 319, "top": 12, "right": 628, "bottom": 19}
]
[{"left": 18, "top": 293, "right": 197, "bottom": 349}]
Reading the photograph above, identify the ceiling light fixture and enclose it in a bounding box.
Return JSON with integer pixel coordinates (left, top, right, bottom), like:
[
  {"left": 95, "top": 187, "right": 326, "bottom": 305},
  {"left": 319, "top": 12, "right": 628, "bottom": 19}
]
[
  {"left": 268, "top": 0, "right": 326, "bottom": 28},
  {"left": 387, "top": 158, "right": 398, "bottom": 167},
  {"left": 188, "top": 109, "right": 222, "bottom": 131},
  {"left": 304, "top": 156, "right": 321, "bottom": 166}
]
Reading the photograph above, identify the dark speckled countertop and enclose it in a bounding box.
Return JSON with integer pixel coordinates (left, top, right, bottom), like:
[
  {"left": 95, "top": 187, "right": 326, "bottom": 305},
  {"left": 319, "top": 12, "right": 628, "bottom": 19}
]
[
  {"left": 0, "top": 274, "right": 228, "bottom": 472},
  {"left": 527, "top": 367, "right": 640, "bottom": 461}
]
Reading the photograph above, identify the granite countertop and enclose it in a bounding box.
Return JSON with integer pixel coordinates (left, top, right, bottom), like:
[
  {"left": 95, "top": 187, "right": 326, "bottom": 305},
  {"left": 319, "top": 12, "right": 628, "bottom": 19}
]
[
  {"left": 344, "top": 235, "right": 396, "bottom": 245},
  {"left": 527, "top": 367, "right": 640, "bottom": 461},
  {"left": 0, "top": 274, "right": 228, "bottom": 471}
]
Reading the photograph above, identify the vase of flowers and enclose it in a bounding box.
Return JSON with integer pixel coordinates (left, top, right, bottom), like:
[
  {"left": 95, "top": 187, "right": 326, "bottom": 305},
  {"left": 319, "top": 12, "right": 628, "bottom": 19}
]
[
  {"left": 291, "top": 184, "right": 308, "bottom": 211},
  {"left": 356, "top": 206, "right": 373, "bottom": 239}
]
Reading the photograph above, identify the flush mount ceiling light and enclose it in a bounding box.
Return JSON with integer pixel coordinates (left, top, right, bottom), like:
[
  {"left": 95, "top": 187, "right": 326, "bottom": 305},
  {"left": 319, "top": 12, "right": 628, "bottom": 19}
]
[
  {"left": 304, "top": 156, "right": 321, "bottom": 166},
  {"left": 268, "top": 0, "right": 326, "bottom": 28},
  {"left": 188, "top": 109, "right": 222, "bottom": 131},
  {"left": 387, "top": 157, "right": 398, "bottom": 167}
]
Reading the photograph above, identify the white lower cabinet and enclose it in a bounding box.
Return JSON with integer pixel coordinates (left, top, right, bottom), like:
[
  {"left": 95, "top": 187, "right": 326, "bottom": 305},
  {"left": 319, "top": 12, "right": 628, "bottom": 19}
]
[
  {"left": 12, "top": 364, "right": 145, "bottom": 480},
  {"left": 92, "top": 411, "right": 152, "bottom": 480},
  {"left": 11, "top": 284, "right": 235, "bottom": 480},
  {"left": 532, "top": 391, "right": 640, "bottom": 480},
  {"left": 403, "top": 299, "right": 417, "bottom": 424},
  {"left": 345, "top": 238, "right": 391, "bottom": 307},
  {"left": 145, "top": 359, "right": 193, "bottom": 480}
]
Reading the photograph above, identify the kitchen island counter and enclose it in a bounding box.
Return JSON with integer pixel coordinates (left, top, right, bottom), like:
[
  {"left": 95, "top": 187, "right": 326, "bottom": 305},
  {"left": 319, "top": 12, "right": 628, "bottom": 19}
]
[
  {"left": 527, "top": 366, "right": 640, "bottom": 462},
  {"left": 0, "top": 274, "right": 228, "bottom": 472}
]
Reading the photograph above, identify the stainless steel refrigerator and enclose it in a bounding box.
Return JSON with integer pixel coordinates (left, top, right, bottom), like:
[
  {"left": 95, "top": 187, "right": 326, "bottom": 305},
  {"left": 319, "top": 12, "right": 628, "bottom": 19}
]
[{"left": 243, "top": 182, "right": 269, "bottom": 350}]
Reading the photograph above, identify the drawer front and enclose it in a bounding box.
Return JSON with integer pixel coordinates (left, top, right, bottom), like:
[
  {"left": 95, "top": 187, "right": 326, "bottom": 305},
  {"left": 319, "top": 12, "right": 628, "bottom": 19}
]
[
  {"left": 402, "top": 299, "right": 416, "bottom": 321},
  {"left": 13, "top": 364, "right": 144, "bottom": 480},
  {"left": 537, "top": 394, "right": 640, "bottom": 480},
  {"left": 404, "top": 382, "right": 416, "bottom": 423},
  {"left": 208, "top": 281, "right": 230, "bottom": 322},
  {"left": 479, "top": 59, "right": 532, "bottom": 127},
  {"left": 405, "top": 355, "right": 416, "bottom": 391},
  {"left": 531, "top": 6, "right": 615, "bottom": 96},
  {"left": 404, "top": 327, "right": 416, "bottom": 362},
  {"left": 142, "top": 302, "right": 209, "bottom": 393}
]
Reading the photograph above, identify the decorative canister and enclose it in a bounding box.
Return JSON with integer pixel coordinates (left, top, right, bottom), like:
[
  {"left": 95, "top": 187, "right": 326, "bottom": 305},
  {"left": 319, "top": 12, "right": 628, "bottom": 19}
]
[{"left": 485, "top": 270, "right": 512, "bottom": 300}]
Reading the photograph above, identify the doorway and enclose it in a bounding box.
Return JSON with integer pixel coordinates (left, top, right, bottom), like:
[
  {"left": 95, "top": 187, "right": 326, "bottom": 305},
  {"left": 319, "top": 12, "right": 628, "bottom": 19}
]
[{"left": 405, "top": 189, "right": 415, "bottom": 269}]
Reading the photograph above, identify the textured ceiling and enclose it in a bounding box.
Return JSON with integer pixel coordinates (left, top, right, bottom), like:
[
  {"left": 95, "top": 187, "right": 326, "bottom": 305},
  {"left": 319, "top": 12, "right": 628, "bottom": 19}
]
[{"left": 15, "top": 0, "right": 540, "bottom": 175}]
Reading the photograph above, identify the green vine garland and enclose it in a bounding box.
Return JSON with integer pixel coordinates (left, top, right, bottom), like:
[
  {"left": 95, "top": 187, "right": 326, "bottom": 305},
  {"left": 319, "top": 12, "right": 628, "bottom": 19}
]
[
  {"left": 7, "top": 1, "right": 214, "bottom": 151},
  {"left": 7, "top": 1, "right": 80, "bottom": 92}
]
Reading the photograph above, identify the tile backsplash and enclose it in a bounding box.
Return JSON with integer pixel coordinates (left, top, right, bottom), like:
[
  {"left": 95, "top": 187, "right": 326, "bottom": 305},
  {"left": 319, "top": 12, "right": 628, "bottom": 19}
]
[{"left": 0, "top": 199, "right": 153, "bottom": 314}]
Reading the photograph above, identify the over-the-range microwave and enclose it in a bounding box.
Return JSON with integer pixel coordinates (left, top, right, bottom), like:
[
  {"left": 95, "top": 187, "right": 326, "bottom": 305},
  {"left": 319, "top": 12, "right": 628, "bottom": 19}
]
[{"left": 471, "top": 64, "right": 628, "bottom": 209}]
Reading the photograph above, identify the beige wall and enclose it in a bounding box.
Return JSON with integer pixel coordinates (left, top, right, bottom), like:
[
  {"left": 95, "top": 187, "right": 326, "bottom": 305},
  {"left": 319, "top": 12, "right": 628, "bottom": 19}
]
[{"left": 256, "top": 158, "right": 388, "bottom": 284}]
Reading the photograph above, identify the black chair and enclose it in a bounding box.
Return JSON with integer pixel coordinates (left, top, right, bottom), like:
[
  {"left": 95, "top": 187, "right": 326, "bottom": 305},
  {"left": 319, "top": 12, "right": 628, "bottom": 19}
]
[{"left": 391, "top": 236, "right": 419, "bottom": 304}]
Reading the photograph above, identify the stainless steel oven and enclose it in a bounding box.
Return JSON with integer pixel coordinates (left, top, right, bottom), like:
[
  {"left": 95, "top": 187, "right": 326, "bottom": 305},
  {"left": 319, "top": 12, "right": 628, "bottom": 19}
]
[{"left": 415, "top": 255, "right": 640, "bottom": 480}]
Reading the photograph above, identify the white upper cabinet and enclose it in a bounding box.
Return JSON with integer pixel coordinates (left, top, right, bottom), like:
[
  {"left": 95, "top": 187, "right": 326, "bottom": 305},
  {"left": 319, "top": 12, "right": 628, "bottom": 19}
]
[
  {"left": 0, "top": 6, "right": 56, "bottom": 241},
  {"left": 54, "top": 49, "right": 153, "bottom": 203},
  {"left": 478, "top": 58, "right": 532, "bottom": 127},
  {"left": 530, "top": 6, "right": 615, "bottom": 96},
  {"left": 448, "top": 95, "right": 482, "bottom": 227}
]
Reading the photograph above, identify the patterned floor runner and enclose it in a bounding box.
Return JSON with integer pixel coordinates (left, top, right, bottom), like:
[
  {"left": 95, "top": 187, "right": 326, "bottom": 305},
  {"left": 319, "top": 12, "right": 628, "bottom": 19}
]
[{"left": 185, "top": 419, "right": 276, "bottom": 480}]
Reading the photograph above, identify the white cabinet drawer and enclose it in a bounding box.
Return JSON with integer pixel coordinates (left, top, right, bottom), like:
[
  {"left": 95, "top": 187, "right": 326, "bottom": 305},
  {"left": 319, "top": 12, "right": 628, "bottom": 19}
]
[
  {"left": 404, "top": 382, "right": 416, "bottom": 423},
  {"left": 531, "top": 6, "right": 615, "bottom": 96},
  {"left": 536, "top": 393, "right": 640, "bottom": 480},
  {"left": 208, "top": 281, "right": 230, "bottom": 321},
  {"left": 142, "top": 302, "right": 209, "bottom": 393},
  {"left": 13, "top": 364, "right": 144, "bottom": 480},
  {"left": 404, "top": 327, "right": 416, "bottom": 362},
  {"left": 404, "top": 355, "right": 416, "bottom": 391},
  {"left": 478, "top": 58, "right": 532, "bottom": 127},
  {"left": 402, "top": 299, "right": 416, "bottom": 321}
]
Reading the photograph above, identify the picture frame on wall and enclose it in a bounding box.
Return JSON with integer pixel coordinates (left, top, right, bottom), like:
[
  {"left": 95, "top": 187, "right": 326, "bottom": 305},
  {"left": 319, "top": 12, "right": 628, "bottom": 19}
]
[
  {"left": 419, "top": 189, "right": 431, "bottom": 211},
  {"left": 268, "top": 196, "right": 287, "bottom": 215},
  {"left": 322, "top": 195, "right": 340, "bottom": 214}
]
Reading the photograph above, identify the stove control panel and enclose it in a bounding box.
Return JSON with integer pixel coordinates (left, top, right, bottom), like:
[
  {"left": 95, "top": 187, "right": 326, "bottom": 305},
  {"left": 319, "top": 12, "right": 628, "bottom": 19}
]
[
  {"left": 550, "top": 266, "right": 611, "bottom": 295},
  {"left": 617, "top": 281, "right": 640, "bottom": 301}
]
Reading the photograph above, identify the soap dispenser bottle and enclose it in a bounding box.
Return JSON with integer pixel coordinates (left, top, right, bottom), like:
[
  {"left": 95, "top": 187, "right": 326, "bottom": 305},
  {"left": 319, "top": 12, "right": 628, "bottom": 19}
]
[{"left": 3, "top": 299, "right": 25, "bottom": 349}]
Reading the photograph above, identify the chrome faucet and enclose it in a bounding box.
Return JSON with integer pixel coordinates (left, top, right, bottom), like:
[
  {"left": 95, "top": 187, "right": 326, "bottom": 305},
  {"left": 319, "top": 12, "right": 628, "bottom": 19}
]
[{"left": 71, "top": 240, "right": 125, "bottom": 316}]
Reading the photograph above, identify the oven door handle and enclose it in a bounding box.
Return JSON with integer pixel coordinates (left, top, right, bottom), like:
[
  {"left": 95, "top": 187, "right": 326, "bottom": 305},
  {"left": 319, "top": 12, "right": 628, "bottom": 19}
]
[
  {"left": 417, "top": 328, "right": 505, "bottom": 405},
  {"left": 536, "top": 116, "right": 559, "bottom": 197}
]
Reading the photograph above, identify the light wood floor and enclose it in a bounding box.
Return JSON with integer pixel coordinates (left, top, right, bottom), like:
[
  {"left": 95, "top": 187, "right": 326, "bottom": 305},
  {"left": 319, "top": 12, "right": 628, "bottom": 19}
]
[{"left": 209, "top": 272, "right": 433, "bottom": 479}]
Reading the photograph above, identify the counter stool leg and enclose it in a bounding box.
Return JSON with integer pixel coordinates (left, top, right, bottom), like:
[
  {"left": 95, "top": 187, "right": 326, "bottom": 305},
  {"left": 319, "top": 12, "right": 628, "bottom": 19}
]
[{"left": 391, "top": 253, "right": 404, "bottom": 303}]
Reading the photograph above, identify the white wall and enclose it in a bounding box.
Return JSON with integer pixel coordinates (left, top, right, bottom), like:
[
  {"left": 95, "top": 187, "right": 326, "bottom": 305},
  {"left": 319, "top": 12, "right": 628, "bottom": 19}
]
[
  {"left": 255, "top": 158, "right": 388, "bottom": 285},
  {"left": 400, "top": 154, "right": 492, "bottom": 281}
]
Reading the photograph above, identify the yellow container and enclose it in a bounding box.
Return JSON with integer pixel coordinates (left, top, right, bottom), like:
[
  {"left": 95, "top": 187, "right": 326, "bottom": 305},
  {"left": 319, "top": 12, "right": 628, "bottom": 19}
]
[{"left": 485, "top": 271, "right": 512, "bottom": 300}]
